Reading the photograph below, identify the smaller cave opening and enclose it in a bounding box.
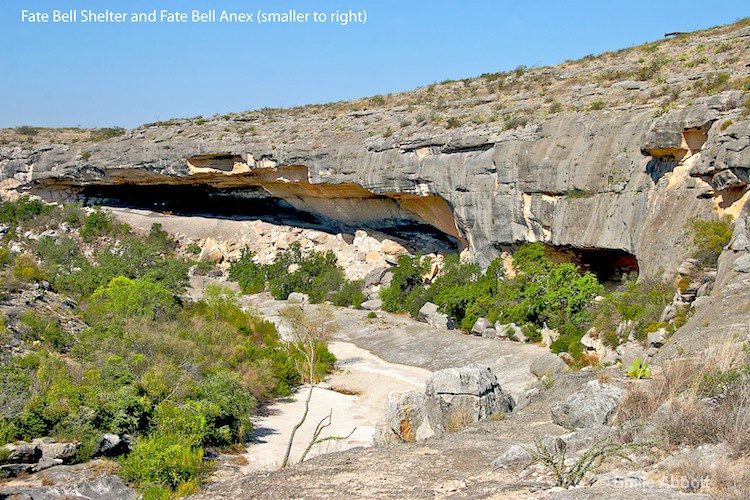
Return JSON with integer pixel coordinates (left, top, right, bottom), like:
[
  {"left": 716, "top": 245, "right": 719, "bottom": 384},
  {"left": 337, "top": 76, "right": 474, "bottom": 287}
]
[
  {"left": 501, "top": 243, "right": 639, "bottom": 283},
  {"left": 187, "top": 154, "right": 244, "bottom": 172}
]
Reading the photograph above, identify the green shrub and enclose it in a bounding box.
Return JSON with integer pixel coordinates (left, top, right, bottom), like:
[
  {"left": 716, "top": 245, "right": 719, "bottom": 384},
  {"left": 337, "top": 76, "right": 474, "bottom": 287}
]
[
  {"left": 185, "top": 242, "right": 201, "bottom": 255},
  {"left": 0, "top": 196, "right": 51, "bottom": 225},
  {"left": 80, "top": 209, "right": 113, "bottom": 242},
  {"left": 14, "top": 126, "right": 38, "bottom": 136},
  {"left": 228, "top": 248, "right": 265, "bottom": 293},
  {"left": 332, "top": 280, "right": 365, "bottom": 307},
  {"left": 87, "top": 276, "right": 177, "bottom": 322},
  {"left": 589, "top": 279, "right": 674, "bottom": 347},
  {"left": 88, "top": 127, "right": 125, "bottom": 142},
  {"left": 689, "top": 216, "right": 734, "bottom": 267},
  {"left": 380, "top": 254, "right": 428, "bottom": 313},
  {"left": 191, "top": 371, "right": 255, "bottom": 446},
  {"left": 12, "top": 254, "right": 45, "bottom": 282},
  {"left": 119, "top": 433, "right": 205, "bottom": 492}
]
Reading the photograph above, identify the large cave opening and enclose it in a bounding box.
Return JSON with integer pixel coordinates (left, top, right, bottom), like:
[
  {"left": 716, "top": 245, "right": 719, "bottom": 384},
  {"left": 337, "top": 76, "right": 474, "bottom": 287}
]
[{"left": 76, "top": 183, "right": 461, "bottom": 254}]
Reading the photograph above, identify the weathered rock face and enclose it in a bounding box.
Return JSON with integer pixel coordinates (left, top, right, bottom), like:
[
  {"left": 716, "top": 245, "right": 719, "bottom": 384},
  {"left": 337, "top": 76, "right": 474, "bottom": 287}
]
[
  {"left": 550, "top": 380, "right": 624, "bottom": 429},
  {"left": 383, "top": 391, "right": 432, "bottom": 442},
  {"left": 2, "top": 26, "right": 749, "bottom": 280},
  {"left": 424, "top": 365, "right": 514, "bottom": 434}
]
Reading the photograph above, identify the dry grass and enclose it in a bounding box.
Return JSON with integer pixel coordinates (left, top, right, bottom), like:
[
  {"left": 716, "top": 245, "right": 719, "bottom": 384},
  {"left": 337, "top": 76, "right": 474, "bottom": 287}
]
[{"left": 618, "top": 335, "right": 750, "bottom": 453}]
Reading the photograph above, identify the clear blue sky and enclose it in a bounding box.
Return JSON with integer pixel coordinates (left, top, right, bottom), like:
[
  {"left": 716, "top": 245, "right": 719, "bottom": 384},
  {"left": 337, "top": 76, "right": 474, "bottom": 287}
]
[{"left": 0, "top": 1, "right": 747, "bottom": 129}]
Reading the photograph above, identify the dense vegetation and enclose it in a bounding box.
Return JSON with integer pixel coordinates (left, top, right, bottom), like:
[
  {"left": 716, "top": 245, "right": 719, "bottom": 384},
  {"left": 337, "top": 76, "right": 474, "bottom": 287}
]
[
  {"left": 379, "top": 245, "right": 608, "bottom": 356},
  {"left": 0, "top": 198, "right": 334, "bottom": 498},
  {"left": 228, "top": 242, "right": 365, "bottom": 307}
]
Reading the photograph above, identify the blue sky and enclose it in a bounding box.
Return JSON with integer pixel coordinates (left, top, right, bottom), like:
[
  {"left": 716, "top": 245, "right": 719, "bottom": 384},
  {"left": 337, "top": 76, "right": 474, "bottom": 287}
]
[{"left": 0, "top": 1, "right": 747, "bottom": 128}]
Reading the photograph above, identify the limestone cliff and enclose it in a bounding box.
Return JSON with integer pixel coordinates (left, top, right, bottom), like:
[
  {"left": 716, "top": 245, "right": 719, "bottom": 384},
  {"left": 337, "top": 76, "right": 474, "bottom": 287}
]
[{"left": 2, "top": 21, "right": 749, "bottom": 280}]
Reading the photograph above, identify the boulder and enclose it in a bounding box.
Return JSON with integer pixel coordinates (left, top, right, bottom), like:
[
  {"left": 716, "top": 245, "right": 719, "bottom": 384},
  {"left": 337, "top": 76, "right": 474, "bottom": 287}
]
[
  {"left": 417, "top": 302, "right": 439, "bottom": 322},
  {"left": 37, "top": 440, "right": 81, "bottom": 463},
  {"left": 286, "top": 292, "right": 309, "bottom": 304},
  {"left": 647, "top": 328, "right": 668, "bottom": 348},
  {"left": 425, "top": 365, "right": 514, "bottom": 434},
  {"left": 417, "top": 302, "right": 455, "bottom": 329},
  {"left": 380, "top": 271, "right": 394, "bottom": 288},
  {"left": 384, "top": 391, "right": 432, "bottom": 442},
  {"left": 491, "top": 444, "right": 533, "bottom": 468},
  {"left": 364, "top": 267, "right": 387, "bottom": 287},
  {"left": 497, "top": 323, "right": 525, "bottom": 342},
  {"left": 530, "top": 353, "right": 568, "bottom": 379},
  {"left": 361, "top": 298, "right": 383, "bottom": 311},
  {"left": 471, "top": 318, "right": 493, "bottom": 336},
  {"left": 540, "top": 325, "right": 559, "bottom": 346},
  {"left": 733, "top": 254, "right": 750, "bottom": 273},
  {"left": 692, "top": 296, "right": 710, "bottom": 310},
  {"left": 95, "top": 434, "right": 131, "bottom": 457},
  {"left": 425, "top": 312, "right": 455, "bottom": 330},
  {"left": 3, "top": 443, "right": 41, "bottom": 463},
  {"left": 551, "top": 380, "right": 624, "bottom": 429}
]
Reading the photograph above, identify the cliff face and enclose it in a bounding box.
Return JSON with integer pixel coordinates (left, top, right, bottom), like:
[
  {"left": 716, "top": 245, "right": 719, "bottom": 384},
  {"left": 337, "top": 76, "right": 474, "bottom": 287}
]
[{"left": 2, "top": 22, "right": 750, "bottom": 279}]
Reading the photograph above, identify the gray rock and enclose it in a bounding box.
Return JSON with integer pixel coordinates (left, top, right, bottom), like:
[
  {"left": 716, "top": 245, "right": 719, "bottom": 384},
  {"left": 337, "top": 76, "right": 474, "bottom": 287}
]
[
  {"left": 416, "top": 301, "right": 439, "bottom": 322},
  {"left": 380, "top": 271, "right": 394, "bottom": 288},
  {"left": 39, "top": 441, "right": 81, "bottom": 463},
  {"left": 3, "top": 473, "right": 137, "bottom": 499},
  {"left": 530, "top": 352, "right": 568, "bottom": 378},
  {"left": 497, "top": 323, "right": 525, "bottom": 342},
  {"left": 733, "top": 254, "right": 750, "bottom": 273},
  {"left": 491, "top": 444, "right": 532, "bottom": 468},
  {"left": 692, "top": 296, "right": 710, "bottom": 310},
  {"left": 287, "top": 292, "right": 309, "bottom": 304},
  {"left": 647, "top": 328, "right": 668, "bottom": 348},
  {"left": 364, "top": 267, "right": 387, "bottom": 287},
  {"left": 206, "top": 269, "right": 223, "bottom": 278},
  {"left": 494, "top": 321, "right": 509, "bottom": 338},
  {"left": 550, "top": 380, "right": 624, "bottom": 429},
  {"left": 0, "top": 462, "right": 34, "bottom": 477},
  {"left": 383, "top": 391, "right": 432, "bottom": 442},
  {"left": 417, "top": 302, "right": 455, "bottom": 330},
  {"left": 470, "top": 318, "right": 492, "bottom": 336},
  {"left": 712, "top": 169, "right": 746, "bottom": 191},
  {"left": 361, "top": 298, "right": 383, "bottom": 311},
  {"left": 33, "top": 457, "right": 63, "bottom": 472},
  {"left": 480, "top": 327, "right": 496, "bottom": 338},
  {"left": 95, "top": 433, "right": 130, "bottom": 457},
  {"left": 3, "top": 443, "right": 41, "bottom": 463},
  {"left": 660, "top": 303, "right": 677, "bottom": 323},
  {"left": 425, "top": 365, "right": 514, "bottom": 434},
  {"left": 612, "top": 80, "right": 648, "bottom": 91},
  {"left": 618, "top": 341, "right": 648, "bottom": 369},
  {"left": 425, "top": 312, "right": 455, "bottom": 330}
]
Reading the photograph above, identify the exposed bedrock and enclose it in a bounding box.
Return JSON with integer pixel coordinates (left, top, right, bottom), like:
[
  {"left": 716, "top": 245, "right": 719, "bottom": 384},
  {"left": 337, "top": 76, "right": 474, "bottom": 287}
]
[{"left": 2, "top": 93, "right": 749, "bottom": 279}]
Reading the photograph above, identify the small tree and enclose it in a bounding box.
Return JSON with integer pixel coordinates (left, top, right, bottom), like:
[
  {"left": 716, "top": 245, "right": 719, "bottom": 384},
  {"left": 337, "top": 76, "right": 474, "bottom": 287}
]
[{"left": 279, "top": 305, "right": 335, "bottom": 468}]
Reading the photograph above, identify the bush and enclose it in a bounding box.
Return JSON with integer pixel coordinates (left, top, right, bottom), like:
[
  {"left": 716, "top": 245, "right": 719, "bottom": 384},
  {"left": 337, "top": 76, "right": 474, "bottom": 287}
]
[
  {"left": 689, "top": 216, "right": 734, "bottom": 267},
  {"left": 589, "top": 279, "right": 673, "bottom": 347},
  {"left": 332, "top": 280, "right": 365, "bottom": 308},
  {"left": 119, "top": 434, "right": 205, "bottom": 492},
  {"left": 0, "top": 196, "right": 51, "bottom": 226},
  {"left": 191, "top": 371, "right": 255, "bottom": 446},
  {"left": 80, "top": 209, "right": 114, "bottom": 242},
  {"left": 11, "top": 254, "right": 45, "bottom": 282},
  {"left": 87, "top": 276, "right": 177, "bottom": 322}
]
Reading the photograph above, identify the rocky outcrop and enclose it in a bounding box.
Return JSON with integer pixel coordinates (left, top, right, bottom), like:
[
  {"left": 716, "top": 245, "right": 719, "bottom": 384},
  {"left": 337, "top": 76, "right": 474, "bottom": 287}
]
[
  {"left": 4, "top": 24, "right": 750, "bottom": 280},
  {"left": 550, "top": 380, "right": 624, "bottom": 429},
  {"left": 383, "top": 391, "right": 432, "bottom": 442},
  {"left": 424, "top": 365, "right": 514, "bottom": 434}
]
